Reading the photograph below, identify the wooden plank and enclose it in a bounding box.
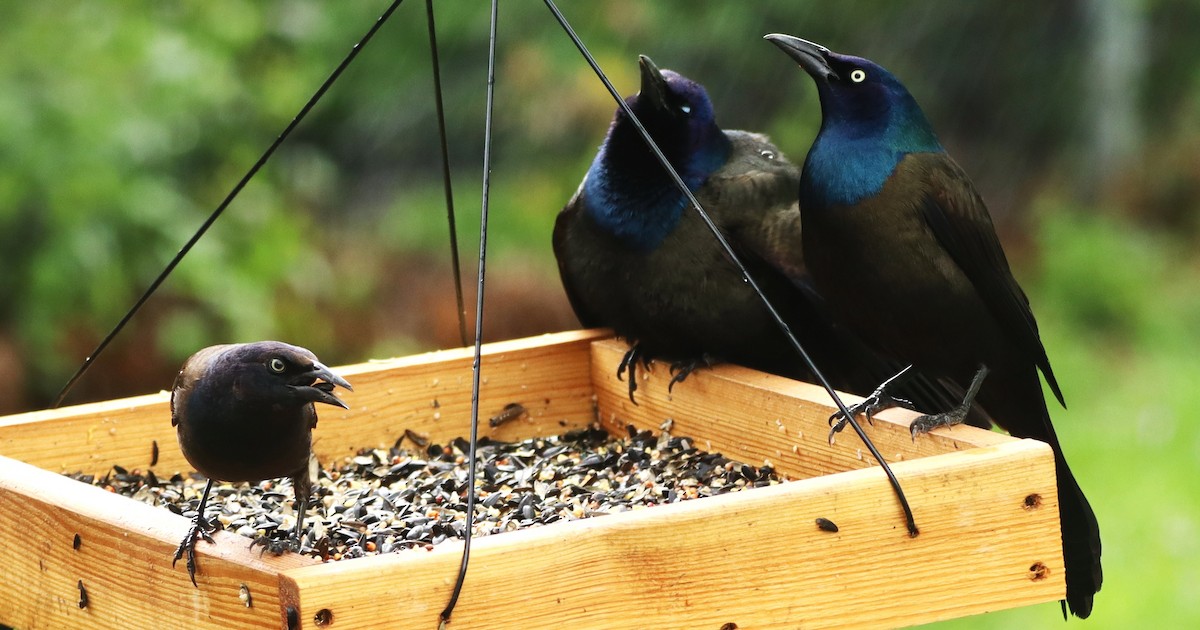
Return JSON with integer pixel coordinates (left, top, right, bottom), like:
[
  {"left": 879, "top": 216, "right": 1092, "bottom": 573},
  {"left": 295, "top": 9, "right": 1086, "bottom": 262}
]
[
  {"left": 0, "top": 330, "right": 610, "bottom": 477},
  {"left": 0, "top": 329, "right": 609, "bottom": 629},
  {"left": 312, "top": 329, "right": 607, "bottom": 465},
  {"left": 278, "top": 439, "right": 1065, "bottom": 629},
  {"left": 589, "top": 338, "right": 1011, "bottom": 482},
  {"left": 0, "top": 452, "right": 311, "bottom": 630},
  {"left": 0, "top": 331, "right": 1067, "bottom": 628},
  {"left": 0, "top": 393, "right": 176, "bottom": 481}
]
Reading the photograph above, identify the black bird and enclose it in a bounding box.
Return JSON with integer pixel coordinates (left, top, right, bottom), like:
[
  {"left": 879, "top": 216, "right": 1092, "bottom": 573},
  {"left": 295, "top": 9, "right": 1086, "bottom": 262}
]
[
  {"left": 170, "top": 341, "right": 352, "bottom": 585},
  {"left": 554, "top": 55, "right": 975, "bottom": 417},
  {"left": 765, "top": 34, "right": 1101, "bottom": 618}
]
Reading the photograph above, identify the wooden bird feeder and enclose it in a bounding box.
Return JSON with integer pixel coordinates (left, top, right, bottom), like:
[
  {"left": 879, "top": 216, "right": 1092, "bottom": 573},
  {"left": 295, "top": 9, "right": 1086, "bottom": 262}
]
[{"left": 0, "top": 329, "right": 1066, "bottom": 629}]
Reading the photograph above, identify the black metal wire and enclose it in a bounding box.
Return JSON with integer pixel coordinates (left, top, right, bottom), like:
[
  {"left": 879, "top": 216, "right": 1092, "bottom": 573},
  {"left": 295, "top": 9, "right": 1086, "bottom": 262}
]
[
  {"left": 543, "top": 0, "right": 919, "bottom": 536},
  {"left": 440, "top": 0, "right": 499, "bottom": 624},
  {"left": 425, "top": 0, "right": 469, "bottom": 348},
  {"left": 51, "top": 0, "right": 408, "bottom": 409}
]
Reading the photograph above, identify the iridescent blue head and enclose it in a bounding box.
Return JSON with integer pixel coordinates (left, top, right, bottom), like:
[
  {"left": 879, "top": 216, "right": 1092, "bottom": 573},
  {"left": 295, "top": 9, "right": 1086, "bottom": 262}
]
[
  {"left": 583, "top": 55, "right": 732, "bottom": 251},
  {"left": 765, "top": 34, "right": 943, "bottom": 209}
]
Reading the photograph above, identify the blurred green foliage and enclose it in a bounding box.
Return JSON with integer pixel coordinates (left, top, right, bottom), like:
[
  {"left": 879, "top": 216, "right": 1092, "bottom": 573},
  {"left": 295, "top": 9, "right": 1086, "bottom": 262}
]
[{"left": 0, "top": 1, "right": 1198, "bottom": 625}]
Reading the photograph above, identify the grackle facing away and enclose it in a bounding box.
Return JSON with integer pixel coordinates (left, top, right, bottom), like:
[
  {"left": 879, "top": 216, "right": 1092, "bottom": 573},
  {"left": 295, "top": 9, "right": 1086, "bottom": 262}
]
[
  {"left": 765, "top": 34, "right": 1101, "bottom": 618},
  {"left": 554, "top": 55, "right": 979, "bottom": 418},
  {"left": 170, "top": 341, "right": 352, "bottom": 586}
]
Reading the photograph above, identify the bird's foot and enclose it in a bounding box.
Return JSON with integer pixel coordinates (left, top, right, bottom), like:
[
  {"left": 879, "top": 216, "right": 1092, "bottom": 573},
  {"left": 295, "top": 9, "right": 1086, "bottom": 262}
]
[
  {"left": 616, "top": 344, "right": 647, "bottom": 405},
  {"left": 827, "top": 366, "right": 916, "bottom": 444},
  {"left": 250, "top": 531, "right": 302, "bottom": 556},
  {"left": 909, "top": 364, "right": 990, "bottom": 439},
  {"left": 667, "top": 355, "right": 714, "bottom": 393},
  {"left": 172, "top": 515, "right": 217, "bottom": 587},
  {"left": 908, "top": 405, "right": 971, "bottom": 437}
]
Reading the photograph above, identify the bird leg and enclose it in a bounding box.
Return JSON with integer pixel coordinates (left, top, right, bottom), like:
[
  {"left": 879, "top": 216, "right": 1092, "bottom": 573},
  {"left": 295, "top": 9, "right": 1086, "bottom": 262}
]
[
  {"left": 667, "top": 354, "right": 715, "bottom": 393},
  {"left": 909, "top": 364, "right": 990, "bottom": 438},
  {"left": 172, "top": 478, "right": 217, "bottom": 587},
  {"left": 827, "top": 365, "right": 917, "bottom": 444},
  {"left": 615, "top": 343, "right": 646, "bottom": 404},
  {"left": 252, "top": 477, "right": 311, "bottom": 555},
  {"left": 252, "top": 498, "right": 306, "bottom": 555}
]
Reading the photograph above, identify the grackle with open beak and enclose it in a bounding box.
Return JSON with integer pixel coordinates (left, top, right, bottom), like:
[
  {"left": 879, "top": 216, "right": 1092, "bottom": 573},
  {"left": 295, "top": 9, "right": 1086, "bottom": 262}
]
[{"left": 169, "top": 341, "right": 352, "bottom": 586}]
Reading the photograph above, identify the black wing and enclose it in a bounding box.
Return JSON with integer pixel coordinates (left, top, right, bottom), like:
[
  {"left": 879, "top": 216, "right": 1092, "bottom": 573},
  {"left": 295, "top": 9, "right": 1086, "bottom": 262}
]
[
  {"left": 912, "top": 153, "right": 1064, "bottom": 407},
  {"left": 551, "top": 188, "right": 604, "bottom": 329}
]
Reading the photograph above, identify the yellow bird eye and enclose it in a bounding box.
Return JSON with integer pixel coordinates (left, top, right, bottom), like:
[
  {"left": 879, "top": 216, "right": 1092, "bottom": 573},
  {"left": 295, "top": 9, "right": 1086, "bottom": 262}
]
[
  {"left": 269, "top": 358, "right": 286, "bottom": 373},
  {"left": 850, "top": 69, "right": 867, "bottom": 83}
]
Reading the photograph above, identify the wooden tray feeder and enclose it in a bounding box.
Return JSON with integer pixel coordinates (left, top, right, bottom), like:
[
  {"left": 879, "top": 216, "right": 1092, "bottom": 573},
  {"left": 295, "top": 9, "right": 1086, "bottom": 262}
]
[{"left": 0, "top": 329, "right": 1066, "bottom": 629}]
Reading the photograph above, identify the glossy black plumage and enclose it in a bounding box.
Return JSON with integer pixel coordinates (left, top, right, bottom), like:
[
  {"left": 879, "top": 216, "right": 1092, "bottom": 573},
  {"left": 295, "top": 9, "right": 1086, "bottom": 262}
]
[
  {"left": 553, "top": 56, "right": 976, "bottom": 415},
  {"left": 170, "top": 341, "right": 352, "bottom": 585},
  {"left": 767, "top": 33, "right": 1100, "bottom": 618}
]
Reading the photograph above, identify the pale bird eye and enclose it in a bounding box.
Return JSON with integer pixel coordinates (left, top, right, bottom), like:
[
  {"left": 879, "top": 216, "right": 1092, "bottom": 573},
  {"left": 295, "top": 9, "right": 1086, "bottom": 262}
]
[
  {"left": 269, "top": 358, "right": 286, "bottom": 373},
  {"left": 759, "top": 149, "right": 776, "bottom": 160},
  {"left": 680, "top": 105, "right": 692, "bottom": 114},
  {"left": 850, "top": 69, "right": 867, "bottom": 83}
]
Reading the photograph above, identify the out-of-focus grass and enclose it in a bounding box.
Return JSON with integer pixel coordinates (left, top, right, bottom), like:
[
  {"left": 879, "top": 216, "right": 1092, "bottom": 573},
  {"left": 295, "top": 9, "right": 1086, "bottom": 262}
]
[{"left": 929, "top": 208, "right": 1200, "bottom": 628}]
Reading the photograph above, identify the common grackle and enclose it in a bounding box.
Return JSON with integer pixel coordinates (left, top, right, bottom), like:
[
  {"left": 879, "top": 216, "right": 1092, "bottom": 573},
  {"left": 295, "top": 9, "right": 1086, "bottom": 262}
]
[
  {"left": 170, "top": 341, "right": 352, "bottom": 586},
  {"left": 766, "top": 33, "right": 1101, "bottom": 618},
  {"left": 554, "top": 55, "right": 977, "bottom": 417}
]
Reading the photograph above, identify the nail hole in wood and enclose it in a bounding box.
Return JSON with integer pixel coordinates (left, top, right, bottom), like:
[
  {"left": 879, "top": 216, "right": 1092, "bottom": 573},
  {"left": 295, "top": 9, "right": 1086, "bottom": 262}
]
[{"left": 1029, "top": 562, "right": 1050, "bottom": 581}]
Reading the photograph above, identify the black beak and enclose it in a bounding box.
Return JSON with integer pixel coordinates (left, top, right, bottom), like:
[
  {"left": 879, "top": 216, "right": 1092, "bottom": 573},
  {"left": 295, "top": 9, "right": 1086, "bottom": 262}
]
[
  {"left": 764, "top": 34, "right": 839, "bottom": 82},
  {"left": 638, "top": 54, "right": 671, "bottom": 111},
  {"left": 294, "top": 362, "right": 353, "bottom": 410}
]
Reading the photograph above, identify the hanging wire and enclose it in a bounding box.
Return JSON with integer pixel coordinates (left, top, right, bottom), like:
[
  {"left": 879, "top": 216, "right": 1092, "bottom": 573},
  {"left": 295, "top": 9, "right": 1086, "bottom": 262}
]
[
  {"left": 440, "top": 0, "right": 499, "bottom": 624},
  {"left": 425, "top": 0, "right": 470, "bottom": 348},
  {"left": 51, "top": 0, "right": 408, "bottom": 409},
  {"left": 543, "top": 0, "right": 919, "bottom": 536}
]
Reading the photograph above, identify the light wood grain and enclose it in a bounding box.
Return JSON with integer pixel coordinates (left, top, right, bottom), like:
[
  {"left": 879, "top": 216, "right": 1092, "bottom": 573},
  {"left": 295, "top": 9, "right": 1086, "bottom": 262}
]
[
  {"left": 0, "top": 452, "right": 311, "bottom": 630},
  {"left": 0, "top": 329, "right": 610, "bottom": 477},
  {"left": 588, "top": 338, "right": 1011, "bottom": 482},
  {"left": 0, "top": 392, "right": 177, "bottom": 480},
  {"left": 279, "top": 439, "right": 1065, "bottom": 629},
  {"left": 311, "top": 329, "right": 607, "bottom": 466},
  {"left": 0, "top": 330, "right": 609, "bottom": 630},
  {"left": 0, "top": 331, "right": 1068, "bottom": 629}
]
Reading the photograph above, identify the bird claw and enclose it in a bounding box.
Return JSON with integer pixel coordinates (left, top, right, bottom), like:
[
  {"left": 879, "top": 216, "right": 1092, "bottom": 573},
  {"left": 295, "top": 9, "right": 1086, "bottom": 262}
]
[
  {"left": 666, "top": 355, "right": 714, "bottom": 393},
  {"left": 909, "top": 406, "right": 970, "bottom": 438},
  {"left": 250, "top": 531, "right": 302, "bottom": 556},
  {"left": 172, "top": 515, "right": 216, "bottom": 587},
  {"left": 827, "top": 396, "right": 911, "bottom": 444},
  {"left": 828, "top": 392, "right": 915, "bottom": 430},
  {"left": 826, "top": 367, "right": 916, "bottom": 444},
  {"left": 616, "top": 344, "right": 646, "bottom": 405},
  {"left": 909, "top": 364, "right": 990, "bottom": 440},
  {"left": 250, "top": 532, "right": 300, "bottom": 552},
  {"left": 616, "top": 345, "right": 716, "bottom": 401}
]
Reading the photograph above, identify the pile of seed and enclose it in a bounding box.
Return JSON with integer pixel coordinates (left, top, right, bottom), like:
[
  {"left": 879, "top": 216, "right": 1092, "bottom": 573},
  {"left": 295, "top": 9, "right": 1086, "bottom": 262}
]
[{"left": 68, "top": 424, "right": 782, "bottom": 562}]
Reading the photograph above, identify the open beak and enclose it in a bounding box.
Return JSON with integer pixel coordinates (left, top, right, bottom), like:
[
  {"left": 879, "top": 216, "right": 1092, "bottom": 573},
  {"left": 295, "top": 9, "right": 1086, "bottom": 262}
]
[
  {"left": 295, "top": 362, "right": 353, "bottom": 410},
  {"left": 638, "top": 54, "right": 671, "bottom": 112},
  {"left": 764, "top": 34, "right": 839, "bottom": 82}
]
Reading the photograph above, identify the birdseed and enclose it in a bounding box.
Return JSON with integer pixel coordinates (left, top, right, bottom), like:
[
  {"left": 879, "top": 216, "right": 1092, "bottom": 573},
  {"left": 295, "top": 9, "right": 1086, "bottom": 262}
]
[{"left": 66, "top": 423, "right": 783, "bottom": 562}]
